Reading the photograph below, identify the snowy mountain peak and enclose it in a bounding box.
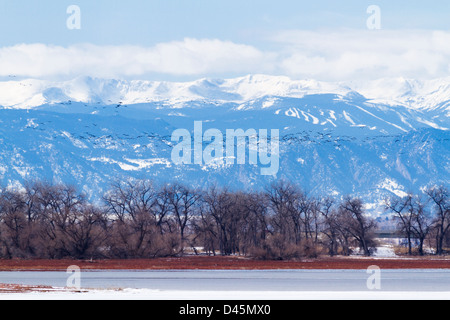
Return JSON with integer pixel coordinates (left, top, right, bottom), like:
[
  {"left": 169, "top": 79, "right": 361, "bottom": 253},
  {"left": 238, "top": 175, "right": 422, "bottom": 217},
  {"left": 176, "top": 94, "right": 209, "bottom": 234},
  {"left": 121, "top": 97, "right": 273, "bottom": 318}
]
[{"left": 1, "top": 75, "right": 450, "bottom": 115}]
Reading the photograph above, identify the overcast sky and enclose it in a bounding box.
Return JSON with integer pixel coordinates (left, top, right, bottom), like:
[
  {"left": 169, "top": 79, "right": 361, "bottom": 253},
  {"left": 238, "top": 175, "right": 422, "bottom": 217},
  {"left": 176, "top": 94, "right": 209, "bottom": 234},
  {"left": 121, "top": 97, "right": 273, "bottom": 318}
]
[{"left": 1, "top": 0, "right": 450, "bottom": 81}]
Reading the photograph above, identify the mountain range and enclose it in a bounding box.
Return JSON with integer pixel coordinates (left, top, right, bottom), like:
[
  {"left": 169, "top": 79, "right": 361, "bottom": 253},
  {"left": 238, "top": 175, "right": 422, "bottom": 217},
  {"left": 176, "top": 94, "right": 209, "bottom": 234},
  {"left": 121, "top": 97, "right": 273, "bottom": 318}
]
[{"left": 0, "top": 74, "right": 448, "bottom": 216}]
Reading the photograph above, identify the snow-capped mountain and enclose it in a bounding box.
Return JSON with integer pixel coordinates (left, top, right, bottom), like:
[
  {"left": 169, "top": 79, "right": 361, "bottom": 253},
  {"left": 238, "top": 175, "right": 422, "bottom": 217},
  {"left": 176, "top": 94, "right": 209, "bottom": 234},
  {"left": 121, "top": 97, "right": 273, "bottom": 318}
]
[
  {"left": 0, "top": 75, "right": 350, "bottom": 108},
  {"left": 3, "top": 74, "right": 450, "bottom": 110},
  {"left": 0, "top": 75, "right": 448, "bottom": 215}
]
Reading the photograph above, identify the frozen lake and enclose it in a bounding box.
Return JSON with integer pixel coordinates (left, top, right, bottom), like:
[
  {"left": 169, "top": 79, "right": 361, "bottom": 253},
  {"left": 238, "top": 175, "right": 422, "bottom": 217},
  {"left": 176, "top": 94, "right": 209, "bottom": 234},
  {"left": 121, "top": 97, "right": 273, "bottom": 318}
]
[{"left": 0, "top": 269, "right": 449, "bottom": 292}]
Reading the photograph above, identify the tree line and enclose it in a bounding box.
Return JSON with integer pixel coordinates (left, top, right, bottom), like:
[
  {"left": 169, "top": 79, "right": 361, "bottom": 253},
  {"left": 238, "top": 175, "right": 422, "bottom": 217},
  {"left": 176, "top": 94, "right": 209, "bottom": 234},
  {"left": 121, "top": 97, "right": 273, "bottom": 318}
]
[{"left": 0, "top": 180, "right": 447, "bottom": 260}]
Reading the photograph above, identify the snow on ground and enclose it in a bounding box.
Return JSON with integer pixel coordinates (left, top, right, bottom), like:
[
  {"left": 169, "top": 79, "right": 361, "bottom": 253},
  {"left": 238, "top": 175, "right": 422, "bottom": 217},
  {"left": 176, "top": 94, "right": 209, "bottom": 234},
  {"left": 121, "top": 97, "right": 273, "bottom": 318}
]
[
  {"left": 351, "top": 245, "right": 397, "bottom": 258},
  {"left": 1, "top": 289, "right": 449, "bottom": 300},
  {"left": 373, "top": 245, "right": 397, "bottom": 258}
]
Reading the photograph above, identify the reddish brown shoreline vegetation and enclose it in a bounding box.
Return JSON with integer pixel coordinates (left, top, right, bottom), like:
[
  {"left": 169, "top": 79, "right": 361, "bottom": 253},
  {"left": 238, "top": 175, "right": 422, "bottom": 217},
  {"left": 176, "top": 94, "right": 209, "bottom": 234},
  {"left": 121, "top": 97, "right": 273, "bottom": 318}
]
[
  {"left": 0, "top": 283, "right": 59, "bottom": 293},
  {"left": 0, "top": 256, "right": 449, "bottom": 271}
]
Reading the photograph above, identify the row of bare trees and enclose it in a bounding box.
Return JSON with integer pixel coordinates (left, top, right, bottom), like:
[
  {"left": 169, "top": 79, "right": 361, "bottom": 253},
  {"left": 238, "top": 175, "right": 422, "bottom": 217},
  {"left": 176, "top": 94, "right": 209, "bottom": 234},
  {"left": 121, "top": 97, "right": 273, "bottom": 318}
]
[
  {"left": 1, "top": 179, "right": 444, "bottom": 260},
  {"left": 0, "top": 179, "right": 385, "bottom": 260},
  {"left": 385, "top": 186, "right": 450, "bottom": 255}
]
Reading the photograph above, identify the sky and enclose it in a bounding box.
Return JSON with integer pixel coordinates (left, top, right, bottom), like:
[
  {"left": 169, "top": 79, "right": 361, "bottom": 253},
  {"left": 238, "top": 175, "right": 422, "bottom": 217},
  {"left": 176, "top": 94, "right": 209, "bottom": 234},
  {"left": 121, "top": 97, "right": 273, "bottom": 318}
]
[{"left": 1, "top": 0, "right": 450, "bottom": 81}]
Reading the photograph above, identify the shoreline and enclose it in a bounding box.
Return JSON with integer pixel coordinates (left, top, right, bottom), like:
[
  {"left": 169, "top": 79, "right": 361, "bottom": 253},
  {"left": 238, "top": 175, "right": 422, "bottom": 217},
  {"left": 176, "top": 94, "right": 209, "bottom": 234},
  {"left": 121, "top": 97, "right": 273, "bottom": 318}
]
[{"left": 0, "top": 255, "right": 449, "bottom": 272}]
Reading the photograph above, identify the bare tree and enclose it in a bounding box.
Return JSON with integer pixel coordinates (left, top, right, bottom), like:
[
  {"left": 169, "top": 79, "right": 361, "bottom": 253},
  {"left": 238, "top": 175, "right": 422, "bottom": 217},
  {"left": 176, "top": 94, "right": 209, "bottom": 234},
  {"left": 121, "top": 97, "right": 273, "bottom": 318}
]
[
  {"left": 165, "top": 183, "right": 201, "bottom": 251},
  {"left": 318, "top": 198, "right": 340, "bottom": 256},
  {"left": 193, "top": 200, "right": 219, "bottom": 256},
  {"left": 239, "top": 192, "right": 270, "bottom": 255},
  {"left": 340, "top": 197, "right": 378, "bottom": 256},
  {"left": 385, "top": 194, "right": 416, "bottom": 255},
  {"left": 266, "top": 181, "right": 303, "bottom": 245},
  {"left": 0, "top": 189, "right": 27, "bottom": 258},
  {"left": 426, "top": 186, "right": 450, "bottom": 255},
  {"left": 411, "top": 196, "right": 433, "bottom": 256},
  {"left": 30, "top": 183, "right": 86, "bottom": 258},
  {"left": 103, "top": 180, "right": 178, "bottom": 258},
  {"left": 200, "top": 188, "right": 255, "bottom": 256},
  {"left": 61, "top": 204, "right": 109, "bottom": 259}
]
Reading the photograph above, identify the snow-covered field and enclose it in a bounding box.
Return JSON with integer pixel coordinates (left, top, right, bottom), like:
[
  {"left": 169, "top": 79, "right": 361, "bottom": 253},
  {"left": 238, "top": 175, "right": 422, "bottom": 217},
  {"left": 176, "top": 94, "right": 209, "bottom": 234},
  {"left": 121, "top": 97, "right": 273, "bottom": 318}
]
[{"left": 2, "top": 288, "right": 450, "bottom": 300}]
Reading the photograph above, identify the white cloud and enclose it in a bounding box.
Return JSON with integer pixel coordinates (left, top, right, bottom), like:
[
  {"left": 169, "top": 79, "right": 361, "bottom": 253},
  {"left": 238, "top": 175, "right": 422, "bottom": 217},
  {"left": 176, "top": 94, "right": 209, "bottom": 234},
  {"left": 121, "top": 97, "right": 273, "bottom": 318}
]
[
  {"left": 272, "top": 29, "right": 450, "bottom": 81},
  {"left": 0, "top": 39, "right": 273, "bottom": 79},
  {"left": 2, "top": 29, "right": 450, "bottom": 81}
]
